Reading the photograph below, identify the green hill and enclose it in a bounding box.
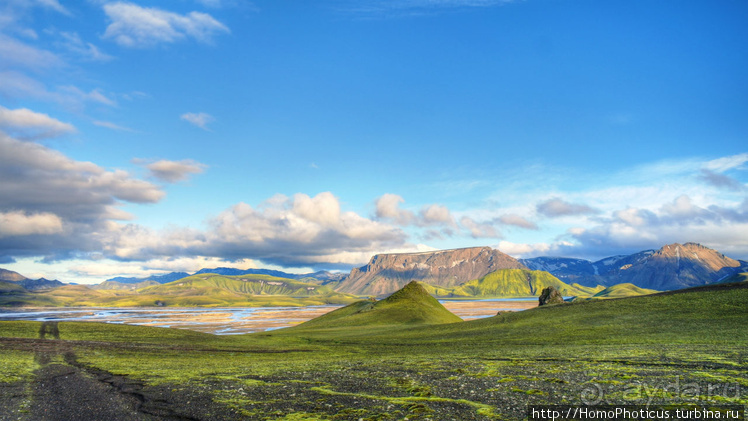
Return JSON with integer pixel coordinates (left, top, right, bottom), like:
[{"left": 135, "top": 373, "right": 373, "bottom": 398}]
[
  {"left": 0, "top": 274, "right": 358, "bottom": 307},
  {"left": 591, "top": 282, "right": 658, "bottom": 298},
  {"left": 291, "top": 281, "right": 462, "bottom": 330},
  {"left": 421, "top": 269, "right": 597, "bottom": 297},
  {"left": 139, "top": 273, "right": 339, "bottom": 297}
]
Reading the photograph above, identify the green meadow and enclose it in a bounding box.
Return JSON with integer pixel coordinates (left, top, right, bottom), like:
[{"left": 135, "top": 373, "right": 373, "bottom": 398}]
[{"left": 0, "top": 281, "right": 746, "bottom": 420}]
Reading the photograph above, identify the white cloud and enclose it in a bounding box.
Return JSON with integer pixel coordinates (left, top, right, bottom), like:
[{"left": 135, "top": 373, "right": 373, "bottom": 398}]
[
  {"left": 498, "top": 214, "right": 538, "bottom": 230},
  {"left": 419, "top": 204, "right": 455, "bottom": 226},
  {"left": 459, "top": 216, "right": 500, "bottom": 239},
  {"left": 138, "top": 159, "right": 207, "bottom": 183},
  {"left": 93, "top": 120, "right": 135, "bottom": 132},
  {"left": 375, "top": 193, "right": 415, "bottom": 225},
  {"left": 0, "top": 34, "right": 63, "bottom": 70},
  {"left": 536, "top": 197, "right": 599, "bottom": 218},
  {"left": 0, "top": 211, "right": 63, "bottom": 238},
  {"left": 704, "top": 153, "right": 748, "bottom": 173},
  {"left": 374, "top": 193, "right": 457, "bottom": 228},
  {"left": 103, "top": 2, "right": 230, "bottom": 48},
  {"left": 0, "top": 72, "right": 119, "bottom": 112},
  {"left": 105, "top": 192, "right": 409, "bottom": 269},
  {"left": 180, "top": 112, "right": 215, "bottom": 130},
  {"left": 0, "top": 132, "right": 165, "bottom": 262},
  {"left": 59, "top": 86, "right": 117, "bottom": 107},
  {"left": 0, "top": 106, "right": 76, "bottom": 139},
  {"left": 57, "top": 32, "right": 114, "bottom": 62}
]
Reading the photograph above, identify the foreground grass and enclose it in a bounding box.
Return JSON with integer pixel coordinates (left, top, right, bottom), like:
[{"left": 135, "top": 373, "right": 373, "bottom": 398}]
[{"left": 0, "top": 283, "right": 746, "bottom": 420}]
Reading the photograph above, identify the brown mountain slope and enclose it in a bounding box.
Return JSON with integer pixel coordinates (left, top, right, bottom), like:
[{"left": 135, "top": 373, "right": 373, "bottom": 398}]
[
  {"left": 0, "top": 268, "right": 27, "bottom": 282},
  {"left": 336, "top": 246, "right": 526, "bottom": 296}
]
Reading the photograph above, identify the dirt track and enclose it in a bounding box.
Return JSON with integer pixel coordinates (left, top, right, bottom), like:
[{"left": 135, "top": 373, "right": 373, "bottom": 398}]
[{"left": 0, "top": 322, "right": 235, "bottom": 421}]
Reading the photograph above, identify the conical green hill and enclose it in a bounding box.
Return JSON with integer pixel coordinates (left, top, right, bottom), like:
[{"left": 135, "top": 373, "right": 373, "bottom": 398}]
[{"left": 291, "top": 281, "right": 462, "bottom": 329}]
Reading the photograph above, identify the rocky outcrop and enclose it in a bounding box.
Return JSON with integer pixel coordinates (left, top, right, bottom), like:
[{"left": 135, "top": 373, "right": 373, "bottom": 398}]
[
  {"left": 523, "top": 243, "right": 748, "bottom": 291},
  {"left": 336, "top": 246, "right": 526, "bottom": 296},
  {"left": 538, "top": 286, "right": 564, "bottom": 306}
]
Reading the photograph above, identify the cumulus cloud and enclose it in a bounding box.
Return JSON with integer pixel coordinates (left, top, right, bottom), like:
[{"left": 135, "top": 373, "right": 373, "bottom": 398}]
[
  {"left": 459, "top": 216, "right": 500, "bottom": 239},
  {"left": 374, "top": 193, "right": 456, "bottom": 228},
  {"left": 138, "top": 159, "right": 207, "bottom": 183},
  {"left": 104, "top": 192, "right": 410, "bottom": 269},
  {"left": 103, "top": 2, "right": 230, "bottom": 48},
  {"left": 180, "top": 112, "right": 215, "bottom": 130},
  {"left": 0, "top": 211, "right": 63, "bottom": 238},
  {"left": 498, "top": 214, "right": 538, "bottom": 230},
  {"left": 535, "top": 194, "right": 748, "bottom": 260},
  {"left": 375, "top": 193, "right": 415, "bottom": 225},
  {"left": 0, "top": 132, "right": 165, "bottom": 262},
  {"left": 0, "top": 106, "right": 75, "bottom": 139},
  {"left": 419, "top": 204, "right": 455, "bottom": 226},
  {"left": 536, "top": 197, "right": 599, "bottom": 218}
]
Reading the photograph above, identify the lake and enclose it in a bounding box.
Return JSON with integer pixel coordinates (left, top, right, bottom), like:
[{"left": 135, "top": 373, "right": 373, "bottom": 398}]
[{"left": 0, "top": 298, "right": 538, "bottom": 335}]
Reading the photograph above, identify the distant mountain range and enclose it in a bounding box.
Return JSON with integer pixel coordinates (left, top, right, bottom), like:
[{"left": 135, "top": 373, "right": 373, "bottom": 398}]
[
  {"left": 1, "top": 242, "right": 746, "bottom": 307},
  {"left": 520, "top": 242, "right": 748, "bottom": 291},
  {"left": 0, "top": 269, "right": 64, "bottom": 290}
]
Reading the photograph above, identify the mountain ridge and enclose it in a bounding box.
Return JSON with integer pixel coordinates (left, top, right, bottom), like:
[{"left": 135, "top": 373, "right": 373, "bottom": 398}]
[
  {"left": 522, "top": 242, "right": 748, "bottom": 290},
  {"left": 336, "top": 246, "right": 526, "bottom": 296}
]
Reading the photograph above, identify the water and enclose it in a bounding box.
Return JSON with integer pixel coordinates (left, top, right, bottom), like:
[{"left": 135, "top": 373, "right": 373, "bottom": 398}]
[{"left": 0, "top": 299, "right": 538, "bottom": 335}]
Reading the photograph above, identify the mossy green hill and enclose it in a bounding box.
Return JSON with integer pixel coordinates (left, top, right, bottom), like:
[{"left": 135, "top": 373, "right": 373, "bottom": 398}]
[
  {"left": 591, "top": 282, "right": 658, "bottom": 298},
  {"left": 421, "top": 269, "right": 600, "bottom": 298},
  {"left": 291, "top": 281, "right": 462, "bottom": 330}
]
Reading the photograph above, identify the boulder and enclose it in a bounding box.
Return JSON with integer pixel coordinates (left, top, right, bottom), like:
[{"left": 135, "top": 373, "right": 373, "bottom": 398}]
[{"left": 538, "top": 286, "right": 564, "bottom": 306}]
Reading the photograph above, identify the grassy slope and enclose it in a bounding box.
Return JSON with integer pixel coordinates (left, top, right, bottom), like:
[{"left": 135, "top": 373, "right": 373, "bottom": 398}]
[
  {"left": 1, "top": 282, "right": 746, "bottom": 419},
  {"left": 269, "top": 282, "right": 748, "bottom": 352},
  {"left": 421, "top": 269, "right": 598, "bottom": 298},
  {"left": 591, "top": 282, "right": 658, "bottom": 298}
]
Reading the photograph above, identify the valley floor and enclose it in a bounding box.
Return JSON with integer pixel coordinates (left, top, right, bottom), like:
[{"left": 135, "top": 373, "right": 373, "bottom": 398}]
[{"left": 0, "top": 322, "right": 746, "bottom": 420}]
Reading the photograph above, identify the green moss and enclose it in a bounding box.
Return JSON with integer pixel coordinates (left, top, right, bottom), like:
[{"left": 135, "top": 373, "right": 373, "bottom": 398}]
[{"left": 0, "top": 350, "right": 38, "bottom": 382}]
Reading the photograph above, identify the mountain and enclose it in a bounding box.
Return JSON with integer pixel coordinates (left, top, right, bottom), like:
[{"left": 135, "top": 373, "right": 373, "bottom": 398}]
[
  {"left": 17, "top": 278, "right": 64, "bottom": 290},
  {"left": 292, "top": 281, "right": 462, "bottom": 330},
  {"left": 92, "top": 280, "right": 160, "bottom": 290},
  {"left": 140, "top": 273, "right": 343, "bottom": 297},
  {"left": 0, "top": 268, "right": 27, "bottom": 282},
  {"left": 105, "top": 272, "right": 190, "bottom": 285},
  {"left": 1, "top": 273, "right": 358, "bottom": 307},
  {"left": 193, "top": 268, "right": 347, "bottom": 284},
  {"left": 337, "top": 246, "right": 526, "bottom": 296},
  {"left": 0, "top": 268, "right": 64, "bottom": 291},
  {"left": 421, "top": 269, "right": 598, "bottom": 297},
  {"left": 522, "top": 243, "right": 748, "bottom": 291}
]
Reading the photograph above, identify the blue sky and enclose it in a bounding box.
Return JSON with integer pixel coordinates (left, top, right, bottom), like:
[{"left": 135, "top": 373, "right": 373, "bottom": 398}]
[{"left": 1, "top": 0, "right": 747, "bottom": 283}]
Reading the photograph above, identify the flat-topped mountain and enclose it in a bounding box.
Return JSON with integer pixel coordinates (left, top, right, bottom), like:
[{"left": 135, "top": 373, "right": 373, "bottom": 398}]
[
  {"left": 336, "top": 246, "right": 526, "bottom": 296},
  {"left": 522, "top": 243, "right": 748, "bottom": 291}
]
